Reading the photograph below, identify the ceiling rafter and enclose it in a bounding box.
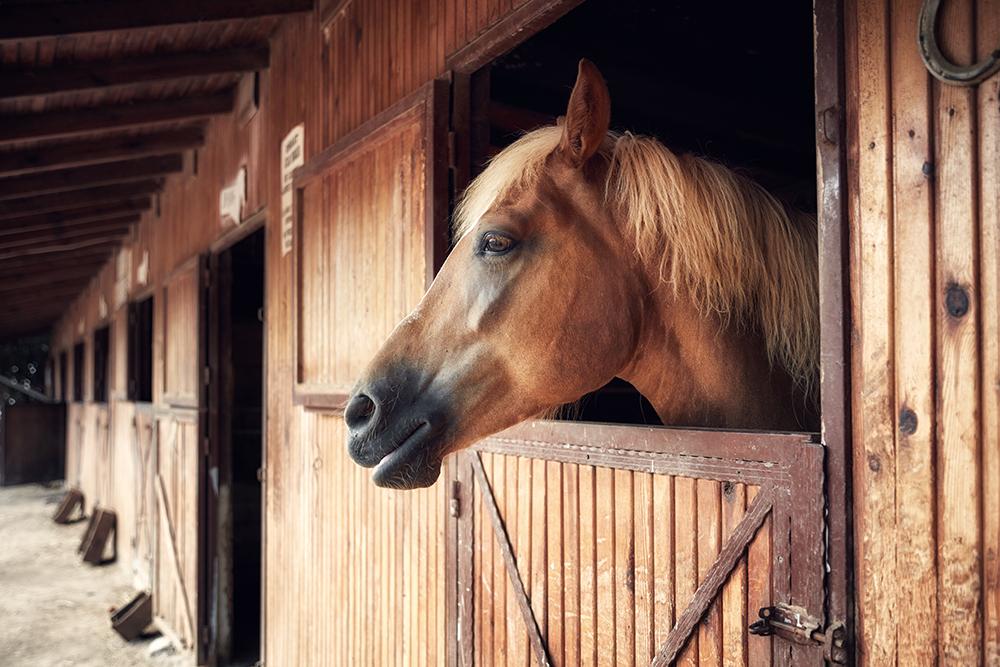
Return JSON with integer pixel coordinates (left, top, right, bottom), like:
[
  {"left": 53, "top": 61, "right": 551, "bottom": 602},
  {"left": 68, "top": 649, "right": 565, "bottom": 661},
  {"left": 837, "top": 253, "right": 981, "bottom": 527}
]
[
  {"left": 0, "top": 154, "right": 183, "bottom": 201},
  {"left": 0, "top": 48, "right": 269, "bottom": 100},
  {"left": 0, "top": 90, "right": 233, "bottom": 145},
  {"left": 0, "top": 180, "right": 163, "bottom": 220},
  {"left": 0, "top": 0, "right": 313, "bottom": 41},
  {"left": 0, "top": 128, "right": 203, "bottom": 177}
]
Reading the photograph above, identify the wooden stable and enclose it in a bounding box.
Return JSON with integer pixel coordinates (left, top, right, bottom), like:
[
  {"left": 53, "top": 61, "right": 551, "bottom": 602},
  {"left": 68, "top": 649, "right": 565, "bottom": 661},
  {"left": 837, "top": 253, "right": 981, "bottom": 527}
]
[{"left": 0, "top": 0, "right": 992, "bottom": 664}]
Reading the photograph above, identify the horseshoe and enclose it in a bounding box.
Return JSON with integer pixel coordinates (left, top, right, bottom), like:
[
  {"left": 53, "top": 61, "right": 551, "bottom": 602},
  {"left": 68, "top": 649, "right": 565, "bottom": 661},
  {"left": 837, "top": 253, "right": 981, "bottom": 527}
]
[{"left": 918, "top": 0, "right": 1000, "bottom": 86}]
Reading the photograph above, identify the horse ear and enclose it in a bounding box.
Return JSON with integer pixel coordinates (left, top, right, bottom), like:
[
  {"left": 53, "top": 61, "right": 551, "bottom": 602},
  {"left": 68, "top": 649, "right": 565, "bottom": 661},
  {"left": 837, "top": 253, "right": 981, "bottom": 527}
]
[{"left": 559, "top": 59, "right": 610, "bottom": 167}]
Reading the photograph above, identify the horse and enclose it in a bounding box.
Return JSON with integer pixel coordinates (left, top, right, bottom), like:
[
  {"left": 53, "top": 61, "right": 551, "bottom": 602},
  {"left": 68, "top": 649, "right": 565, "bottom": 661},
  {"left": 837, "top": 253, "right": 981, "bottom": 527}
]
[{"left": 344, "top": 59, "right": 819, "bottom": 490}]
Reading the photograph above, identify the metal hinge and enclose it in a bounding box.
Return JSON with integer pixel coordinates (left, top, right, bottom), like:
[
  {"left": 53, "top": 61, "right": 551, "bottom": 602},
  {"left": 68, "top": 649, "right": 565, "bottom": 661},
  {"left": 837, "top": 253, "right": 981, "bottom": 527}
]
[
  {"left": 449, "top": 480, "right": 461, "bottom": 517},
  {"left": 749, "top": 604, "right": 847, "bottom": 664},
  {"left": 257, "top": 466, "right": 266, "bottom": 484}
]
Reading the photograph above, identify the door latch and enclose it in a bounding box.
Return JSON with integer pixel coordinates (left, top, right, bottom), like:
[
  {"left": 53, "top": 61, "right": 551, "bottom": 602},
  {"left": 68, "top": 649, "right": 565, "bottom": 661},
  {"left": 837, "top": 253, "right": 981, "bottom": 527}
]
[{"left": 749, "top": 603, "right": 847, "bottom": 664}]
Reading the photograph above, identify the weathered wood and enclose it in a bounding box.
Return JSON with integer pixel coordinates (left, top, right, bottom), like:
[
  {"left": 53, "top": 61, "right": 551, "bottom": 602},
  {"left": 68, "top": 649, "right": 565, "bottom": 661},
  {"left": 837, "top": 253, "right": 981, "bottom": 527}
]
[
  {"left": 934, "top": 0, "right": 982, "bottom": 661},
  {"left": 847, "top": 0, "right": 897, "bottom": 662},
  {"left": 0, "top": 180, "right": 162, "bottom": 219},
  {"left": 0, "top": 49, "right": 269, "bottom": 100},
  {"left": 0, "top": 200, "right": 151, "bottom": 234},
  {"left": 154, "top": 472, "right": 196, "bottom": 643},
  {"left": 0, "top": 129, "right": 203, "bottom": 176},
  {"left": 890, "top": 0, "right": 938, "bottom": 662},
  {"left": 0, "top": 92, "right": 233, "bottom": 144},
  {"left": 0, "top": 155, "right": 182, "bottom": 200},
  {"left": 0, "top": 0, "right": 314, "bottom": 41},
  {"left": 977, "top": 3, "right": 1000, "bottom": 663},
  {"left": 651, "top": 487, "right": 773, "bottom": 667}
]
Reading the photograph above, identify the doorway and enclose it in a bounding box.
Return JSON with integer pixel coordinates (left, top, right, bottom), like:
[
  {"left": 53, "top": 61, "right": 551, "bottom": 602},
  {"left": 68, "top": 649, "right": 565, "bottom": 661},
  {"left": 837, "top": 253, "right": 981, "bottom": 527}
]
[
  {"left": 209, "top": 226, "right": 265, "bottom": 666},
  {"left": 457, "top": 0, "right": 818, "bottom": 427}
]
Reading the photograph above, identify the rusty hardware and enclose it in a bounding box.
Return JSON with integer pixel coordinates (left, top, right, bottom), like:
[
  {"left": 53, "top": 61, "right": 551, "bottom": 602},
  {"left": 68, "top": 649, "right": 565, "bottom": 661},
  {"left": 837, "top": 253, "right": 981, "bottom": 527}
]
[
  {"left": 749, "top": 604, "right": 848, "bottom": 664},
  {"left": 819, "top": 105, "right": 839, "bottom": 145}
]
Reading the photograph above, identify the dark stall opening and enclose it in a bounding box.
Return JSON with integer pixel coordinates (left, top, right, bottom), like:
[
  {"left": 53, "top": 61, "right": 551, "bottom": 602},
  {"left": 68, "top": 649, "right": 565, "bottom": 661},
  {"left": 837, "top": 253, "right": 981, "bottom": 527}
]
[
  {"left": 214, "top": 228, "right": 265, "bottom": 665},
  {"left": 127, "top": 296, "right": 154, "bottom": 403},
  {"left": 92, "top": 326, "right": 109, "bottom": 404},
  {"left": 468, "top": 0, "right": 818, "bottom": 426},
  {"left": 72, "top": 341, "right": 84, "bottom": 402}
]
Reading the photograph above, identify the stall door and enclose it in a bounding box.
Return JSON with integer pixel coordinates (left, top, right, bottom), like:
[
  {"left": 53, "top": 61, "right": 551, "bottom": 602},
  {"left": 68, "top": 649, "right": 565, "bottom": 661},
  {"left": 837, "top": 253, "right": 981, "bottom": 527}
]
[
  {"left": 153, "top": 257, "right": 206, "bottom": 656},
  {"left": 455, "top": 423, "right": 832, "bottom": 667},
  {"left": 269, "top": 79, "right": 453, "bottom": 665}
]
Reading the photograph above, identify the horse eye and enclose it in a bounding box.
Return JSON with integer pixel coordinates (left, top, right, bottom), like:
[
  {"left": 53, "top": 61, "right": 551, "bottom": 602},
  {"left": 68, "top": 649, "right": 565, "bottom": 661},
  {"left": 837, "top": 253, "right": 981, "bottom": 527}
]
[{"left": 480, "top": 232, "right": 515, "bottom": 255}]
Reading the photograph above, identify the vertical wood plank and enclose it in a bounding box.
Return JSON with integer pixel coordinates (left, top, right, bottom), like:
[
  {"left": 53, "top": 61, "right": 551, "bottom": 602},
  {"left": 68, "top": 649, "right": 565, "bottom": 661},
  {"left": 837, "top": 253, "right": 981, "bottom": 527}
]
[
  {"left": 745, "top": 486, "right": 771, "bottom": 667},
  {"left": 563, "top": 463, "right": 580, "bottom": 667},
  {"left": 595, "top": 467, "right": 615, "bottom": 667},
  {"left": 697, "top": 479, "right": 722, "bottom": 666},
  {"left": 530, "top": 458, "right": 547, "bottom": 650},
  {"left": 614, "top": 469, "right": 635, "bottom": 667},
  {"left": 633, "top": 472, "right": 655, "bottom": 664},
  {"left": 579, "top": 465, "right": 597, "bottom": 667},
  {"left": 847, "top": 0, "right": 897, "bottom": 662},
  {"left": 934, "top": 1, "right": 982, "bottom": 662},
  {"left": 652, "top": 475, "right": 674, "bottom": 653},
  {"left": 978, "top": 3, "right": 1000, "bottom": 663},
  {"left": 721, "top": 483, "right": 747, "bottom": 667},
  {"left": 889, "top": 0, "right": 938, "bottom": 662},
  {"left": 546, "top": 461, "right": 564, "bottom": 666},
  {"left": 674, "top": 476, "right": 698, "bottom": 666}
]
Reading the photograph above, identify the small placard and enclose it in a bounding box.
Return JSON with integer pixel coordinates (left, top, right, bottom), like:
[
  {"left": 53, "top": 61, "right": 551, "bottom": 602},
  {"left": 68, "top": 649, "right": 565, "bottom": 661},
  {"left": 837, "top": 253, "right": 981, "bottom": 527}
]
[
  {"left": 136, "top": 251, "right": 149, "bottom": 287},
  {"left": 220, "top": 166, "right": 247, "bottom": 226},
  {"left": 281, "top": 124, "right": 305, "bottom": 257}
]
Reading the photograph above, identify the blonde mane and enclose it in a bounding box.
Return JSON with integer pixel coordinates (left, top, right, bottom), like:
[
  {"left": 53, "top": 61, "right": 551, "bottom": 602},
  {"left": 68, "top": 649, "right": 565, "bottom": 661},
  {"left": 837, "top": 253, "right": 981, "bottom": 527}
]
[{"left": 454, "top": 126, "right": 819, "bottom": 391}]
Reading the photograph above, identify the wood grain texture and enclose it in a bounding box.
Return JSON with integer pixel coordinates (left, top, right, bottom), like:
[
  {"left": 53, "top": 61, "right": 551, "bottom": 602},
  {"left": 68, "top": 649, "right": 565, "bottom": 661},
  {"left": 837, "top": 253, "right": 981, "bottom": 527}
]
[
  {"left": 978, "top": 3, "right": 1000, "bottom": 662},
  {"left": 847, "top": 0, "right": 897, "bottom": 663}
]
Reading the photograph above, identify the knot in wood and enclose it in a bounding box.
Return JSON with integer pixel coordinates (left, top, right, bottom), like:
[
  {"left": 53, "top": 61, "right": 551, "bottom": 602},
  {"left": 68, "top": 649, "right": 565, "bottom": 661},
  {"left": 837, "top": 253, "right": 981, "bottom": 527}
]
[
  {"left": 945, "top": 283, "right": 970, "bottom": 318},
  {"left": 898, "top": 407, "right": 919, "bottom": 436}
]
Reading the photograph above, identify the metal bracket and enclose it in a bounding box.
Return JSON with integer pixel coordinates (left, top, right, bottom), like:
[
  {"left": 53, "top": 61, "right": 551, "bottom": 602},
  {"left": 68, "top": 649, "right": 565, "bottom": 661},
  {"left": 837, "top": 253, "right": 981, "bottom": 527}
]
[{"left": 749, "top": 604, "right": 848, "bottom": 664}]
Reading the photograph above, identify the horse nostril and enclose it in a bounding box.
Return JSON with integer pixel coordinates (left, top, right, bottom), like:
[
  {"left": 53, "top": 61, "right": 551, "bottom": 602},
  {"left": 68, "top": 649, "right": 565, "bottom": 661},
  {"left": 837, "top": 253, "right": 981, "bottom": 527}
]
[{"left": 345, "top": 392, "right": 377, "bottom": 432}]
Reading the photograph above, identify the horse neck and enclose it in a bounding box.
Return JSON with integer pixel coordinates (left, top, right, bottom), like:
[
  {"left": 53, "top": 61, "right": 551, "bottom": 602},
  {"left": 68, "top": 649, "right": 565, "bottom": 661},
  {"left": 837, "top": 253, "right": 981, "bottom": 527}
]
[{"left": 617, "top": 286, "right": 811, "bottom": 431}]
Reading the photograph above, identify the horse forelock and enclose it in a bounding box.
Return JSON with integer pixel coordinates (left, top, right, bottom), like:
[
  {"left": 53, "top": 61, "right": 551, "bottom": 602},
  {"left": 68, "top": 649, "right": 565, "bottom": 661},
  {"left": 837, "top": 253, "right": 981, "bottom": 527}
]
[{"left": 452, "top": 125, "right": 819, "bottom": 394}]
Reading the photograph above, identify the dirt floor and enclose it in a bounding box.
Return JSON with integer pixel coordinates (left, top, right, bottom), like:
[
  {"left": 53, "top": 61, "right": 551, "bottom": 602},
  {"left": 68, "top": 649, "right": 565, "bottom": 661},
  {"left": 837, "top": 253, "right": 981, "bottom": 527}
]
[{"left": 0, "top": 484, "right": 186, "bottom": 667}]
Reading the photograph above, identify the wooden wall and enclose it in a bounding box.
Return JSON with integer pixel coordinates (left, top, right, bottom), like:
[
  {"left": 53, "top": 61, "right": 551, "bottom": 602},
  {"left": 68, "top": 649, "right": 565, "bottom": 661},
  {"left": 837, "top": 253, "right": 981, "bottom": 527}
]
[
  {"left": 846, "top": 0, "right": 999, "bottom": 663},
  {"left": 45, "top": 0, "right": 1000, "bottom": 664}
]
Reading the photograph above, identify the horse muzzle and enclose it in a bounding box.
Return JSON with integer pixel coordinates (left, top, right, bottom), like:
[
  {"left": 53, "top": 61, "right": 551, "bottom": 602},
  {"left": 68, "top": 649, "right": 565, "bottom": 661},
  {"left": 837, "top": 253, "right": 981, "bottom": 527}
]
[{"left": 344, "top": 368, "right": 450, "bottom": 489}]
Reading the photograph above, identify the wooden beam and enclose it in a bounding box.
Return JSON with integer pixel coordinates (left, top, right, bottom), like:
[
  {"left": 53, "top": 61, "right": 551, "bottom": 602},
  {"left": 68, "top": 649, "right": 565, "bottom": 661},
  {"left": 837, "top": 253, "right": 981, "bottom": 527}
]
[
  {"left": 0, "top": 259, "right": 107, "bottom": 285},
  {"left": 0, "top": 274, "right": 104, "bottom": 297},
  {"left": 0, "top": 235, "right": 123, "bottom": 261},
  {"left": 0, "top": 216, "right": 137, "bottom": 250},
  {"left": 0, "top": 155, "right": 182, "bottom": 201},
  {"left": 0, "top": 180, "right": 162, "bottom": 219},
  {"left": 0, "top": 48, "right": 269, "bottom": 100},
  {"left": 0, "top": 90, "right": 233, "bottom": 144},
  {"left": 0, "top": 247, "right": 113, "bottom": 274},
  {"left": 0, "top": 199, "right": 151, "bottom": 235},
  {"left": 0, "top": 128, "right": 203, "bottom": 176},
  {"left": 0, "top": 0, "right": 314, "bottom": 41}
]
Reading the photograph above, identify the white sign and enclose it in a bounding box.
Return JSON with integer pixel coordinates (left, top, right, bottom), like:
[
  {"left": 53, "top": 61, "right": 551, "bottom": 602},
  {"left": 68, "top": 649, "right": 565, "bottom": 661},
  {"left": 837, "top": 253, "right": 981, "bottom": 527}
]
[
  {"left": 137, "top": 250, "right": 149, "bottom": 287},
  {"left": 114, "top": 248, "right": 131, "bottom": 308},
  {"left": 220, "top": 166, "right": 247, "bottom": 225},
  {"left": 98, "top": 296, "right": 108, "bottom": 320},
  {"left": 280, "top": 124, "right": 305, "bottom": 257}
]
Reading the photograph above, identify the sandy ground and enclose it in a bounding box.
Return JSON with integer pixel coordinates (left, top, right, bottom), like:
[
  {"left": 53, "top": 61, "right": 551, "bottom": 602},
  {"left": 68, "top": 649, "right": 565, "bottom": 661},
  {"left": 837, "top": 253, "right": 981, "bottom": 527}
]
[{"left": 0, "top": 484, "right": 186, "bottom": 667}]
